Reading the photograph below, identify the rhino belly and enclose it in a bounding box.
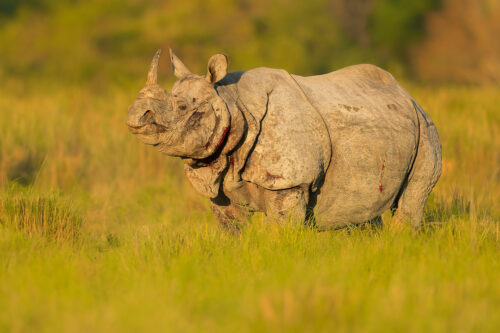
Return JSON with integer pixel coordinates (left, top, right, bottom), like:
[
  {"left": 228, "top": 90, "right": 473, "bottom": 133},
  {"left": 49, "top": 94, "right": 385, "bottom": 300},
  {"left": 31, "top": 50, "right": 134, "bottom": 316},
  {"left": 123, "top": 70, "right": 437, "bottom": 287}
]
[{"left": 313, "top": 109, "right": 418, "bottom": 229}]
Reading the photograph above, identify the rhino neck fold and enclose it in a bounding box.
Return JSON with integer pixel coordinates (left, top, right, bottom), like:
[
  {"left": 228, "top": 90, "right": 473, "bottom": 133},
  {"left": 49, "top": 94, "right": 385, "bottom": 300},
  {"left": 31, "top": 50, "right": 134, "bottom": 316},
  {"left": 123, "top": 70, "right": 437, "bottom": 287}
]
[
  {"left": 212, "top": 84, "right": 247, "bottom": 156},
  {"left": 181, "top": 85, "right": 251, "bottom": 199},
  {"left": 185, "top": 87, "right": 247, "bottom": 168}
]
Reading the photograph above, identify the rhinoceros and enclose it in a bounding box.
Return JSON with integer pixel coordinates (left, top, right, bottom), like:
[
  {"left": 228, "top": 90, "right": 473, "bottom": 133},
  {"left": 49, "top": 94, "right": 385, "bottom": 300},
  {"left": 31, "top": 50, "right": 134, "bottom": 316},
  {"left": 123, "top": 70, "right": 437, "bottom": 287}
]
[{"left": 127, "top": 49, "right": 441, "bottom": 230}]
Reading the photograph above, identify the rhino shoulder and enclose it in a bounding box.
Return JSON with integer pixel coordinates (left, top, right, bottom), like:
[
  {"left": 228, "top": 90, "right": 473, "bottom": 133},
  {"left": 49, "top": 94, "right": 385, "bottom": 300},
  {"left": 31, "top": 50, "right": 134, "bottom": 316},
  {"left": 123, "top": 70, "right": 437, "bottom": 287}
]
[
  {"left": 238, "top": 67, "right": 332, "bottom": 192},
  {"left": 239, "top": 67, "right": 292, "bottom": 88},
  {"left": 218, "top": 66, "right": 332, "bottom": 192}
]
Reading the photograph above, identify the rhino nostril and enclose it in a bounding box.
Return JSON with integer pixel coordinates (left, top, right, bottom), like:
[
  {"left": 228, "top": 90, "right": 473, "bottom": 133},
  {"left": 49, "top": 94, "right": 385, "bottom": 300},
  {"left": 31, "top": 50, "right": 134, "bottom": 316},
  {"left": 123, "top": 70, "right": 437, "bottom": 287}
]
[{"left": 142, "top": 110, "right": 155, "bottom": 122}]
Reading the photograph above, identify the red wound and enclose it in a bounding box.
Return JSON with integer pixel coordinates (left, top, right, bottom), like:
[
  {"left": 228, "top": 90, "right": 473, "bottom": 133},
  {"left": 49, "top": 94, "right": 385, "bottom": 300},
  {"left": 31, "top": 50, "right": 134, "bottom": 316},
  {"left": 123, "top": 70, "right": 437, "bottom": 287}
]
[
  {"left": 205, "top": 127, "right": 229, "bottom": 150},
  {"left": 214, "top": 127, "right": 229, "bottom": 151}
]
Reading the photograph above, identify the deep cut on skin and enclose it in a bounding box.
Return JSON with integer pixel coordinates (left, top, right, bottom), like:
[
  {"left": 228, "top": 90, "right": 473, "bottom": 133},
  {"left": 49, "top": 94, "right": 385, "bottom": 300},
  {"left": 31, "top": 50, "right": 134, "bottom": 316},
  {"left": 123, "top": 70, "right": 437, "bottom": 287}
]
[{"left": 127, "top": 49, "right": 442, "bottom": 230}]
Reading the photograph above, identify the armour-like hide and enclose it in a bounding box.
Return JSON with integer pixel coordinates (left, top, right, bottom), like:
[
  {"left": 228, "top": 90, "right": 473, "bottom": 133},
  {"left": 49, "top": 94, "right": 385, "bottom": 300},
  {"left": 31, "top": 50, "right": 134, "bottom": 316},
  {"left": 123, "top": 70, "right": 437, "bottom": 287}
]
[{"left": 127, "top": 50, "right": 442, "bottom": 229}]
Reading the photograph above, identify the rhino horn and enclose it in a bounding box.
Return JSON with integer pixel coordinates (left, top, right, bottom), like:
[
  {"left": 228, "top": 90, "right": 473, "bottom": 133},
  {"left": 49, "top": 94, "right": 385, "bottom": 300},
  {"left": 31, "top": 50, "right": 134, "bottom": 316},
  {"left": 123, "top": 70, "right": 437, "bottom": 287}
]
[
  {"left": 146, "top": 49, "right": 162, "bottom": 86},
  {"left": 169, "top": 48, "right": 192, "bottom": 79}
]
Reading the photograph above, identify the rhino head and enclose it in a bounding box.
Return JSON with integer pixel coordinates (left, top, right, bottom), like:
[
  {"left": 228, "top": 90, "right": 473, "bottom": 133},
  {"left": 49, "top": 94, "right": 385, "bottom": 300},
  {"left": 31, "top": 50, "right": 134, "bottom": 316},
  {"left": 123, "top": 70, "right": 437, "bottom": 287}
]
[{"left": 127, "top": 49, "right": 230, "bottom": 160}]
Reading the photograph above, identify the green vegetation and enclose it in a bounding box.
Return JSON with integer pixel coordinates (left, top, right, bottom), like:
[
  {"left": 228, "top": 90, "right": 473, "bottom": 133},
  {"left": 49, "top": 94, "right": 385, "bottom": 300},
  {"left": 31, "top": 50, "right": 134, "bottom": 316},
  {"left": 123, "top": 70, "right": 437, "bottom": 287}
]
[
  {"left": 2, "top": 0, "right": 497, "bottom": 85},
  {"left": 0, "top": 0, "right": 499, "bottom": 331},
  {"left": 1, "top": 215, "right": 498, "bottom": 332},
  {"left": 0, "top": 83, "right": 498, "bottom": 332}
]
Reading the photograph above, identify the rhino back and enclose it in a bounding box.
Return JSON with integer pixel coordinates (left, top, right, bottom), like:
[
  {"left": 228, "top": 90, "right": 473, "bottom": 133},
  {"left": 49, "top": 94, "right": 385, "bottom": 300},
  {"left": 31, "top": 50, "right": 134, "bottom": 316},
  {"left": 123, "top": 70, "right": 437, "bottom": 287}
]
[{"left": 293, "top": 64, "right": 421, "bottom": 227}]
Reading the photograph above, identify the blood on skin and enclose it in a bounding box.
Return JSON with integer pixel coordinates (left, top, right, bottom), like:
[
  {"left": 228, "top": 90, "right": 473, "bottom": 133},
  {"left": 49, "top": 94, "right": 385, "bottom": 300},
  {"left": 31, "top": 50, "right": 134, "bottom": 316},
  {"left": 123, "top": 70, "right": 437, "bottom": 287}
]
[
  {"left": 265, "top": 171, "right": 282, "bottom": 180},
  {"left": 215, "top": 127, "right": 229, "bottom": 151},
  {"left": 205, "top": 126, "right": 229, "bottom": 150},
  {"left": 379, "top": 162, "right": 385, "bottom": 192}
]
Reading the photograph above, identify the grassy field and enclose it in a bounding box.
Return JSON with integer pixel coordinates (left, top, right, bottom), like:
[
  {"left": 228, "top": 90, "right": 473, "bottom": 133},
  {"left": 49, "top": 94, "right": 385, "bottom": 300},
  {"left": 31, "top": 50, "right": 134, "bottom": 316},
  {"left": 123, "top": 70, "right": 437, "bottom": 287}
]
[{"left": 0, "top": 81, "right": 499, "bottom": 332}]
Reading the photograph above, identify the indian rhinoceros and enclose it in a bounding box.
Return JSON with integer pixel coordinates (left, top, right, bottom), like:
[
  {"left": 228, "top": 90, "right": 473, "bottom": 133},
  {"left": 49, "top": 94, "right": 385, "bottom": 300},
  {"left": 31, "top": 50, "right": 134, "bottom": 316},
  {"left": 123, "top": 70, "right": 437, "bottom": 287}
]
[{"left": 127, "top": 49, "right": 442, "bottom": 230}]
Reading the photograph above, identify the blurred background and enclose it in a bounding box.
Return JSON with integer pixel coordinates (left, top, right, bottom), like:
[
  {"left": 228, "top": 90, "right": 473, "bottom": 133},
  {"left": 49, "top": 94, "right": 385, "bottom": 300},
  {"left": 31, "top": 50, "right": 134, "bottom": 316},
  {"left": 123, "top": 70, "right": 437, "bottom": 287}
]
[
  {"left": 0, "top": 0, "right": 499, "bottom": 87},
  {"left": 0, "top": 2, "right": 499, "bottom": 330},
  {"left": 0, "top": 0, "right": 498, "bottom": 231}
]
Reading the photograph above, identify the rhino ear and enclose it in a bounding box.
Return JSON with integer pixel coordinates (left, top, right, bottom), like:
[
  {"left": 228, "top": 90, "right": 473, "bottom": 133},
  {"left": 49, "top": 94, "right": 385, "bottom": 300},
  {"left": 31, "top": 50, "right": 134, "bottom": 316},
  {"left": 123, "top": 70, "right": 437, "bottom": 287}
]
[
  {"left": 206, "top": 54, "right": 228, "bottom": 84},
  {"left": 169, "top": 49, "right": 192, "bottom": 79}
]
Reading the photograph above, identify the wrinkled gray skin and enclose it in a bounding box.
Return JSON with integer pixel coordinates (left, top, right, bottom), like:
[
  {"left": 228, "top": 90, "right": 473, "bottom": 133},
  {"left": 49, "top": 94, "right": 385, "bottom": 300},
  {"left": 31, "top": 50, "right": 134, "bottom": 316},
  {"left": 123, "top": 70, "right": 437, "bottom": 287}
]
[{"left": 127, "top": 49, "right": 441, "bottom": 230}]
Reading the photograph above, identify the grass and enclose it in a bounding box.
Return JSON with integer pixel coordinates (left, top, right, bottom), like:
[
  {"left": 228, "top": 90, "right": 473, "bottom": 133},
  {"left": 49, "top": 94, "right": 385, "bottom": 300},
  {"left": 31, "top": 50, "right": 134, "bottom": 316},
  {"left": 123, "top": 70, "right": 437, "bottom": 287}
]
[
  {"left": 0, "top": 189, "right": 82, "bottom": 241},
  {"left": 0, "top": 81, "right": 499, "bottom": 332}
]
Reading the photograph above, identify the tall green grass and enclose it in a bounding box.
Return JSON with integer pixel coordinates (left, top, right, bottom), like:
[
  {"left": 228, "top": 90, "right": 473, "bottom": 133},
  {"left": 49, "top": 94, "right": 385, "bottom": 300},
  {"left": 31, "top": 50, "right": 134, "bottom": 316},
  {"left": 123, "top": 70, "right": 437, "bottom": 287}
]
[
  {"left": 0, "top": 189, "right": 82, "bottom": 241},
  {"left": 0, "top": 82, "right": 498, "bottom": 332},
  {"left": 0, "top": 217, "right": 498, "bottom": 332}
]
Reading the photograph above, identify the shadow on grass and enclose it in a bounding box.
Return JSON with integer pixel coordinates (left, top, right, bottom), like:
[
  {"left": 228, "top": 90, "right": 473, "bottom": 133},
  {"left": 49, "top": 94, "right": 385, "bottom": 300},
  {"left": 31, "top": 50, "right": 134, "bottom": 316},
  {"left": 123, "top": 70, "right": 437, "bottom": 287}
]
[{"left": 6, "top": 151, "right": 45, "bottom": 186}]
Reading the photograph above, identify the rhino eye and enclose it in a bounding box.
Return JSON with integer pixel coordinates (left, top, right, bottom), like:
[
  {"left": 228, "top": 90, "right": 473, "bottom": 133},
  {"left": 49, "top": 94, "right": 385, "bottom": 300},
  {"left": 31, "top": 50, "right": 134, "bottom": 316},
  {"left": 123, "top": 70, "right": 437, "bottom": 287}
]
[
  {"left": 179, "top": 104, "right": 187, "bottom": 111},
  {"left": 186, "top": 111, "right": 204, "bottom": 129}
]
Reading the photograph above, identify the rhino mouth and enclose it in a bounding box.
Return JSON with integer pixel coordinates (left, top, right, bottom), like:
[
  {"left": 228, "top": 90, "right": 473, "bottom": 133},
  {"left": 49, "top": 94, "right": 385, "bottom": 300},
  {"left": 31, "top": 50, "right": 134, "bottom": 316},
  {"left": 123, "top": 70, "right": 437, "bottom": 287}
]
[{"left": 127, "top": 122, "right": 167, "bottom": 135}]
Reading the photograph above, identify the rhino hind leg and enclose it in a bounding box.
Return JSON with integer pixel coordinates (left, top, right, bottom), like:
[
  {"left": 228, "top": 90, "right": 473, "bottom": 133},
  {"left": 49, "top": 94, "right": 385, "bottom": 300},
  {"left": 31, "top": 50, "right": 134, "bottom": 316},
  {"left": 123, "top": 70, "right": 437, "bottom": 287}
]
[
  {"left": 392, "top": 122, "right": 442, "bottom": 228},
  {"left": 393, "top": 182, "right": 430, "bottom": 228}
]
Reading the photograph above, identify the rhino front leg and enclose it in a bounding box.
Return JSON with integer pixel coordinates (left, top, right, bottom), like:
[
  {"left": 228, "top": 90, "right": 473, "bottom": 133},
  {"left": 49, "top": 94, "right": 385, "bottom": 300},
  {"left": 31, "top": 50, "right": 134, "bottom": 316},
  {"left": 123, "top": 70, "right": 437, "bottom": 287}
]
[
  {"left": 210, "top": 201, "right": 251, "bottom": 232},
  {"left": 264, "top": 186, "right": 309, "bottom": 225}
]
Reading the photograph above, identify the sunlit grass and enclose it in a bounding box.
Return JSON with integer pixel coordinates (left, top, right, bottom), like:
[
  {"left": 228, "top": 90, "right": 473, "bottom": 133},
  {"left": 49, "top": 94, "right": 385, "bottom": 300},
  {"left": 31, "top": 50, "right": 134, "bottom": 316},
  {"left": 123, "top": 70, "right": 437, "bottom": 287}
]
[
  {"left": 0, "top": 216, "right": 498, "bottom": 332},
  {"left": 0, "top": 82, "right": 498, "bottom": 332},
  {"left": 0, "top": 188, "right": 82, "bottom": 242}
]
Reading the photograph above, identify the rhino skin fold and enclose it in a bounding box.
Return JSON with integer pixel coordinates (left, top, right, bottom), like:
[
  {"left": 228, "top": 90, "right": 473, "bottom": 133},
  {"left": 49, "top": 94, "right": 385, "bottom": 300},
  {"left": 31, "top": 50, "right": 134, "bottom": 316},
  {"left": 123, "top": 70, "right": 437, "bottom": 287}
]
[{"left": 127, "top": 49, "right": 442, "bottom": 230}]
